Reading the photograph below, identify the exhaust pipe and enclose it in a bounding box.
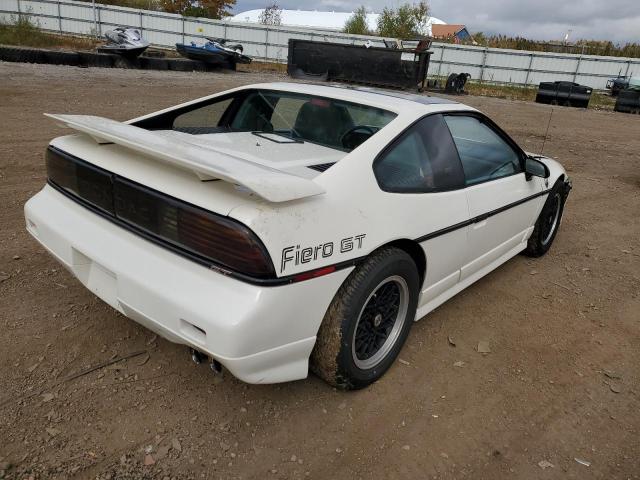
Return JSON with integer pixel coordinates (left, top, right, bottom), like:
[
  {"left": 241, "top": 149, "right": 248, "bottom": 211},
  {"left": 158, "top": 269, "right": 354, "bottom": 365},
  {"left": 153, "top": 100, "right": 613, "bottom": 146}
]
[{"left": 189, "top": 348, "right": 223, "bottom": 376}]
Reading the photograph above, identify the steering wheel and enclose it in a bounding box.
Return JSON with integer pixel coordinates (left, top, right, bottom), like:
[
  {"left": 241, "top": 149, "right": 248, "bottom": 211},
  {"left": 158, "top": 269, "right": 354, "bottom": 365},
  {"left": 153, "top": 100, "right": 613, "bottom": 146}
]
[{"left": 340, "top": 125, "right": 378, "bottom": 149}]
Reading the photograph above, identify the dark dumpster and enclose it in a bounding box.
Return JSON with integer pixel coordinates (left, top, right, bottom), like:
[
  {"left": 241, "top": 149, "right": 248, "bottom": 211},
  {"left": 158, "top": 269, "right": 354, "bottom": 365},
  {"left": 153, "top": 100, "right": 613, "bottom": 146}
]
[
  {"left": 287, "top": 39, "right": 432, "bottom": 91},
  {"left": 535, "top": 81, "right": 592, "bottom": 108},
  {"left": 614, "top": 89, "right": 640, "bottom": 113}
]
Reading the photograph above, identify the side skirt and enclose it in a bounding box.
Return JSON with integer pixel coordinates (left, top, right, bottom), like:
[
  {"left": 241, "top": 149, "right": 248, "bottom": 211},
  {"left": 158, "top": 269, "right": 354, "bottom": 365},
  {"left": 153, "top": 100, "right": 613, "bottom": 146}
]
[{"left": 414, "top": 240, "right": 528, "bottom": 321}]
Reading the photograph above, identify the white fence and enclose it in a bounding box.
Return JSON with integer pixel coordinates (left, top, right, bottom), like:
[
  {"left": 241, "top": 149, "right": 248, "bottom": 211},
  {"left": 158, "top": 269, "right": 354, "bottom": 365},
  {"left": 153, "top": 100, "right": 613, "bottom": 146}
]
[{"left": 2, "top": 0, "right": 639, "bottom": 89}]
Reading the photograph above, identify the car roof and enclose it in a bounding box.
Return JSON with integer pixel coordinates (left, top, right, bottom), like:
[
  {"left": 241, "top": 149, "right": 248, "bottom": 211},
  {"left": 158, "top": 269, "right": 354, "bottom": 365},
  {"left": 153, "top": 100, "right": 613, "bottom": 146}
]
[
  {"left": 325, "top": 84, "right": 458, "bottom": 106},
  {"left": 246, "top": 82, "right": 465, "bottom": 113}
]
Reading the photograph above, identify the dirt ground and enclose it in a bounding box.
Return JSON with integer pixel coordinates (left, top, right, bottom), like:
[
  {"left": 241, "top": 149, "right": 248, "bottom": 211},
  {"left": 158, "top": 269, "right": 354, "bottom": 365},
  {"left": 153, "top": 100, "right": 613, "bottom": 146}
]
[{"left": 0, "top": 61, "right": 639, "bottom": 480}]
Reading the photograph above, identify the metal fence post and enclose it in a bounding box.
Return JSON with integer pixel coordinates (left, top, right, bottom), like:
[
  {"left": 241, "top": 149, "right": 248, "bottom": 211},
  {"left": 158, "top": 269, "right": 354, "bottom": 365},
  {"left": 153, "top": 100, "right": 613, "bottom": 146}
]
[
  {"left": 96, "top": 5, "right": 101, "bottom": 36},
  {"left": 479, "top": 47, "right": 488, "bottom": 82},
  {"left": 139, "top": 11, "right": 143, "bottom": 34},
  {"left": 181, "top": 16, "right": 185, "bottom": 43},
  {"left": 57, "top": 1, "right": 62, "bottom": 32},
  {"left": 264, "top": 27, "right": 269, "bottom": 61},
  {"left": 223, "top": 22, "right": 227, "bottom": 40},
  {"left": 573, "top": 55, "right": 582, "bottom": 83},
  {"left": 16, "top": 0, "right": 21, "bottom": 17},
  {"left": 524, "top": 53, "right": 534, "bottom": 85},
  {"left": 91, "top": 0, "right": 97, "bottom": 37},
  {"left": 436, "top": 45, "right": 444, "bottom": 78}
]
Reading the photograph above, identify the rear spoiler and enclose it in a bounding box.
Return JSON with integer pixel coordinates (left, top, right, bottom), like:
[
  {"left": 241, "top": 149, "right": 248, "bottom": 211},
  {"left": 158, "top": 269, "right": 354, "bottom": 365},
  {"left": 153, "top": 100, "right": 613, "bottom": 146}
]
[{"left": 44, "top": 114, "right": 325, "bottom": 203}]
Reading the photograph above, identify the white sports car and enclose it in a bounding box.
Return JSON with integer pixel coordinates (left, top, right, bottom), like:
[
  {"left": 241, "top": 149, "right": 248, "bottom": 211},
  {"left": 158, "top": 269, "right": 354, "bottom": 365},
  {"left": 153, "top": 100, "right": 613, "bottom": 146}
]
[{"left": 24, "top": 82, "right": 571, "bottom": 389}]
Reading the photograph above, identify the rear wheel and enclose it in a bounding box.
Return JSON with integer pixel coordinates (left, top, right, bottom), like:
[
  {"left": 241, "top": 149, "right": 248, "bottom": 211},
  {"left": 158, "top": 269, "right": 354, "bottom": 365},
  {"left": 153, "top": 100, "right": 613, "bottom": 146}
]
[
  {"left": 524, "top": 180, "right": 566, "bottom": 257},
  {"left": 311, "top": 247, "right": 419, "bottom": 390}
]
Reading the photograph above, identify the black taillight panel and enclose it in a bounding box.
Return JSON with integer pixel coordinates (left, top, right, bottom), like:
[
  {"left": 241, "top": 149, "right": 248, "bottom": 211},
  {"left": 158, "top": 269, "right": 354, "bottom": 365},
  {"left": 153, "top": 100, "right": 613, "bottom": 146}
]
[
  {"left": 46, "top": 147, "right": 276, "bottom": 280},
  {"left": 46, "top": 148, "right": 114, "bottom": 214}
]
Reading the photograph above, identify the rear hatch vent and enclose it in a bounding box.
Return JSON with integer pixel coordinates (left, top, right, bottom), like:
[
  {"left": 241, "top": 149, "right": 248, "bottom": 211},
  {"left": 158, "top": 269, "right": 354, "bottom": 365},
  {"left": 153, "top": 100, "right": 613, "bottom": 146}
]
[{"left": 307, "top": 162, "right": 336, "bottom": 173}]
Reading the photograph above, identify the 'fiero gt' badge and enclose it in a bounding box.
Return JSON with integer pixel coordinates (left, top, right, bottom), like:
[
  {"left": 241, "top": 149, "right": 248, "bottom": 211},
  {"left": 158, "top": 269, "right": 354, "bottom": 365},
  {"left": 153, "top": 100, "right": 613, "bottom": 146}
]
[{"left": 281, "top": 234, "right": 366, "bottom": 273}]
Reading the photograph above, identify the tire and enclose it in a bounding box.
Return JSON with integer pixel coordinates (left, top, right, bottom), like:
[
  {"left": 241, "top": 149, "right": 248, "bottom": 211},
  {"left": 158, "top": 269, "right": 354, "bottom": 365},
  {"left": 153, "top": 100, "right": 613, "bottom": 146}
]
[
  {"left": 168, "top": 59, "right": 193, "bottom": 71},
  {"left": 43, "top": 50, "right": 80, "bottom": 67},
  {"left": 141, "top": 57, "right": 169, "bottom": 70},
  {"left": 113, "top": 57, "right": 138, "bottom": 69},
  {"left": 2, "top": 47, "right": 43, "bottom": 64},
  {"left": 311, "top": 247, "right": 420, "bottom": 390},
  {"left": 0, "top": 47, "right": 23, "bottom": 62},
  {"left": 76, "top": 51, "right": 94, "bottom": 68},
  {"left": 524, "top": 180, "right": 566, "bottom": 257},
  {"left": 92, "top": 53, "right": 115, "bottom": 69}
]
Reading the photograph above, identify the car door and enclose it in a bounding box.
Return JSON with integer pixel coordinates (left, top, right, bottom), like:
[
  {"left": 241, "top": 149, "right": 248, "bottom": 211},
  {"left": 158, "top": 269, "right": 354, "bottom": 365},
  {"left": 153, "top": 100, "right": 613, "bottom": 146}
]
[
  {"left": 373, "top": 114, "right": 469, "bottom": 308},
  {"left": 443, "top": 114, "right": 546, "bottom": 280}
]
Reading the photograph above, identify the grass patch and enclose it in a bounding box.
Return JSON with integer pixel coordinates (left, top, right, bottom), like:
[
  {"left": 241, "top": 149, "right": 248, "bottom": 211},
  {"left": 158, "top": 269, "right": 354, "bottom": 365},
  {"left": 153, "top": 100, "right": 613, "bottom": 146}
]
[
  {"left": 589, "top": 92, "right": 616, "bottom": 110},
  {"left": 0, "top": 14, "right": 97, "bottom": 50},
  {"left": 430, "top": 78, "right": 616, "bottom": 111},
  {"left": 464, "top": 82, "right": 538, "bottom": 102},
  {"left": 239, "top": 60, "right": 288, "bottom": 74}
]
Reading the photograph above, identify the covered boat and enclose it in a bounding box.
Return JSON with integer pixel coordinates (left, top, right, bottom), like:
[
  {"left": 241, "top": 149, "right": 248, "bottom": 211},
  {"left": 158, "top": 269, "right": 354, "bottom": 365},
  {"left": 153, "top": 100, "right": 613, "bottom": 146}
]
[{"left": 175, "top": 38, "right": 251, "bottom": 69}]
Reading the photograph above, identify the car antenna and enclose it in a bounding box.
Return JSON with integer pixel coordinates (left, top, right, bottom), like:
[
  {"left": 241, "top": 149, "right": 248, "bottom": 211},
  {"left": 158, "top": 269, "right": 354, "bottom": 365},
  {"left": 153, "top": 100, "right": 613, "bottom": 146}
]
[{"left": 540, "top": 107, "right": 554, "bottom": 156}]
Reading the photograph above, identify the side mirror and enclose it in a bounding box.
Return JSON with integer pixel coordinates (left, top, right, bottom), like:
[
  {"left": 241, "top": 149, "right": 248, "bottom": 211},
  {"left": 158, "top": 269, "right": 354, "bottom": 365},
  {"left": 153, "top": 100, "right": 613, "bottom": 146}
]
[{"left": 525, "top": 157, "right": 550, "bottom": 180}]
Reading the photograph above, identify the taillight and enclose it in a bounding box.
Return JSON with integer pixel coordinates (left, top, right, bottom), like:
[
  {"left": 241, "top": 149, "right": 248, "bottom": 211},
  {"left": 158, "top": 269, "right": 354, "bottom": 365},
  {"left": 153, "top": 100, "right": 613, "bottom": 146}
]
[
  {"left": 46, "top": 148, "right": 114, "bottom": 214},
  {"left": 46, "top": 147, "right": 276, "bottom": 280},
  {"left": 112, "top": 178, "right": 275, "bottom": 279}
]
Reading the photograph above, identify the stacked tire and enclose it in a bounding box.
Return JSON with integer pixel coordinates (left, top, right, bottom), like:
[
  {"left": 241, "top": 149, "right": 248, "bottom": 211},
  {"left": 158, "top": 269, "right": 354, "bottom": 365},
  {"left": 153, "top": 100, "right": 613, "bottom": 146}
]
[
  {"left": 0, "top": 46, "right": 48, "bottom": 64},
  {"left": 614, "top": 89, "right": 640, "bottom": 114}
]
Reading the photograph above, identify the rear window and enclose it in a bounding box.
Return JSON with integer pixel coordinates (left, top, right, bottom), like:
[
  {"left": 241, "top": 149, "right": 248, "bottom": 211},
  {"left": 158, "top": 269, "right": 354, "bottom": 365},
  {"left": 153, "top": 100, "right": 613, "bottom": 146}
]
[
  {"left": 172, "top": 99, "right": 233, "bottom": 134},
  {"left": 229, "top": 91, "right": 396, "bottom": 151}
]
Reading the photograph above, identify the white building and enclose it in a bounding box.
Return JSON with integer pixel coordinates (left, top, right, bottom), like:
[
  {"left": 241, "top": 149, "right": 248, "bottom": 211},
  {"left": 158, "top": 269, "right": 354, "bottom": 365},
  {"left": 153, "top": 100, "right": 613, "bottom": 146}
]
[{"left": 227, "top": 9, "right": 446, "bottom": 36}]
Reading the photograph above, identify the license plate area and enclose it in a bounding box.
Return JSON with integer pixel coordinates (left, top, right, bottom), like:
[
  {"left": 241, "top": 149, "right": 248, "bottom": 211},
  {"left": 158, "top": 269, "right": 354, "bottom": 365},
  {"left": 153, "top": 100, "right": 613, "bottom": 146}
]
[{"left": 71, "top": 247, "right": 118, "bottom": 309}]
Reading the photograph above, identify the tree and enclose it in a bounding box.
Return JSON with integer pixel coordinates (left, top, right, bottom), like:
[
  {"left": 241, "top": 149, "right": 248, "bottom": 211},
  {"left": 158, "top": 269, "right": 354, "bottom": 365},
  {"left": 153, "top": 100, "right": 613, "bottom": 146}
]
[
  {"left": 343, "top": 6, "right": 370, "bottom": 35},
  {"left": 258, "top": 3, "right": 282, "bottom": 26},
  {"left": 377, "top": 1, "right": 429, "bottom": 39},
  {"left": 160, "top": 0, "right": 235, "bottom": 18}
]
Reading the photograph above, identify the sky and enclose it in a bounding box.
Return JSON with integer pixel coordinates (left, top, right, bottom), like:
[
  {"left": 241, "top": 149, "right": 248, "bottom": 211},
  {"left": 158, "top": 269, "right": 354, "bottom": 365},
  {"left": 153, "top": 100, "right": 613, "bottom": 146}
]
[{"left": 231, "top": 0, "right": 640, "bottom": 44}]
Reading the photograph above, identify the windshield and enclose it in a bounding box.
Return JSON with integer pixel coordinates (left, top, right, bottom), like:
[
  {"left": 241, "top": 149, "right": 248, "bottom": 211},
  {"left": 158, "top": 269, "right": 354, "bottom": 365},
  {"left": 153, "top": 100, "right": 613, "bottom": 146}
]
[{"left": 229, "top": 91, "right": 397, "bottom": 151}]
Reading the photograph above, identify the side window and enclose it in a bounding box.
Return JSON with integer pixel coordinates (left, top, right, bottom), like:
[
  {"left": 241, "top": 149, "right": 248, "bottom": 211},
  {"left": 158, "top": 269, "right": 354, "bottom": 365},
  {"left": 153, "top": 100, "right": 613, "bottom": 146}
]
[
  {"left": 172, "top": 98, "right": 233, "bottom": 134},
  {"left": 374, "top": 114, "right": 465, "bottom": 193},
  {"left": 444, "top": 115, "right": 522, "bottom": 186}
]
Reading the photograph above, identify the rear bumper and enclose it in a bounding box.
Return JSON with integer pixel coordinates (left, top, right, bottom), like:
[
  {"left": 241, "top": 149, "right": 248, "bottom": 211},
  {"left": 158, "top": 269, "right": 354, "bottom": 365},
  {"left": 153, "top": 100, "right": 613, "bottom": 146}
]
[{"left": 24, "top": 185, "right": 351, "bottom": 384}]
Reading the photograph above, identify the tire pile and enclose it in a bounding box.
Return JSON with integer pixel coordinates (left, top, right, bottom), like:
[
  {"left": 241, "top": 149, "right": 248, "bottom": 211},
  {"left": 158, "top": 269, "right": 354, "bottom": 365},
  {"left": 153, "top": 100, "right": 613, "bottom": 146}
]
[
  {"left": 0, "top": 45, "right": 219, "bottom": 72},
  {"left": 614, "top": 89, "right": 640, "bottom": 114}
]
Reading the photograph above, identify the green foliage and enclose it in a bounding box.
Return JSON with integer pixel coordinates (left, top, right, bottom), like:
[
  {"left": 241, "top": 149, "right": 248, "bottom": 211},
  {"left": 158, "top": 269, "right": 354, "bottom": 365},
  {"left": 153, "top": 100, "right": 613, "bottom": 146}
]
[
  {"left": 0, "top": 14, "right": 43, "bottom": 46},
  {"left": 453, "top": 32, "right": 640, "bottom": 58},
  {"left": 377, "top": 1, "right": 428, "bottom": 39},
  {"left": 76, "top": 0, "right": 236, "bottom": 16},
  {"left": 343, "top": 6, "right": 370, "bottom": 35},
  {"left": 159, "top": 0, "right": 235, "bottom": 18},
  {"left": 75, "top": 0, "right": 163, "bottom": 10},
  {"left": 0, "top": 13, "right": 95, "bottom": 48}
]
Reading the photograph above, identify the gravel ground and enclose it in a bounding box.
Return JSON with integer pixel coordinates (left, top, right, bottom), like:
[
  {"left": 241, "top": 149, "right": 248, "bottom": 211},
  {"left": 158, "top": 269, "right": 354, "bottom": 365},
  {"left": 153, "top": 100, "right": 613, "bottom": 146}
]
[{"left": 0, "top": 61, "right": 639, "bottom": 480}]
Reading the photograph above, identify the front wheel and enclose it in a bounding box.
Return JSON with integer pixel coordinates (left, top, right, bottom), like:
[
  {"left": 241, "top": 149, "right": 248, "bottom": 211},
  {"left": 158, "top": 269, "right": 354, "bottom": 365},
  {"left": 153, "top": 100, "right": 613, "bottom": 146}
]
[
  {"left": 311, "top": 247, "right": 419, "bottom": 390},
  {"left": 524, "top": 180, "right": 567, "bottom": 257}
]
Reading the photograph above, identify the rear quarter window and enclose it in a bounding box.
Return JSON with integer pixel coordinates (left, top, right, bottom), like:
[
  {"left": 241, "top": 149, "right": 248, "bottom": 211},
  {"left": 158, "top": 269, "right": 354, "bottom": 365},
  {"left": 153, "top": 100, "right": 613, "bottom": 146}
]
[{"left": 374, "top": 114, "right": 465, "bottom": 193}]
